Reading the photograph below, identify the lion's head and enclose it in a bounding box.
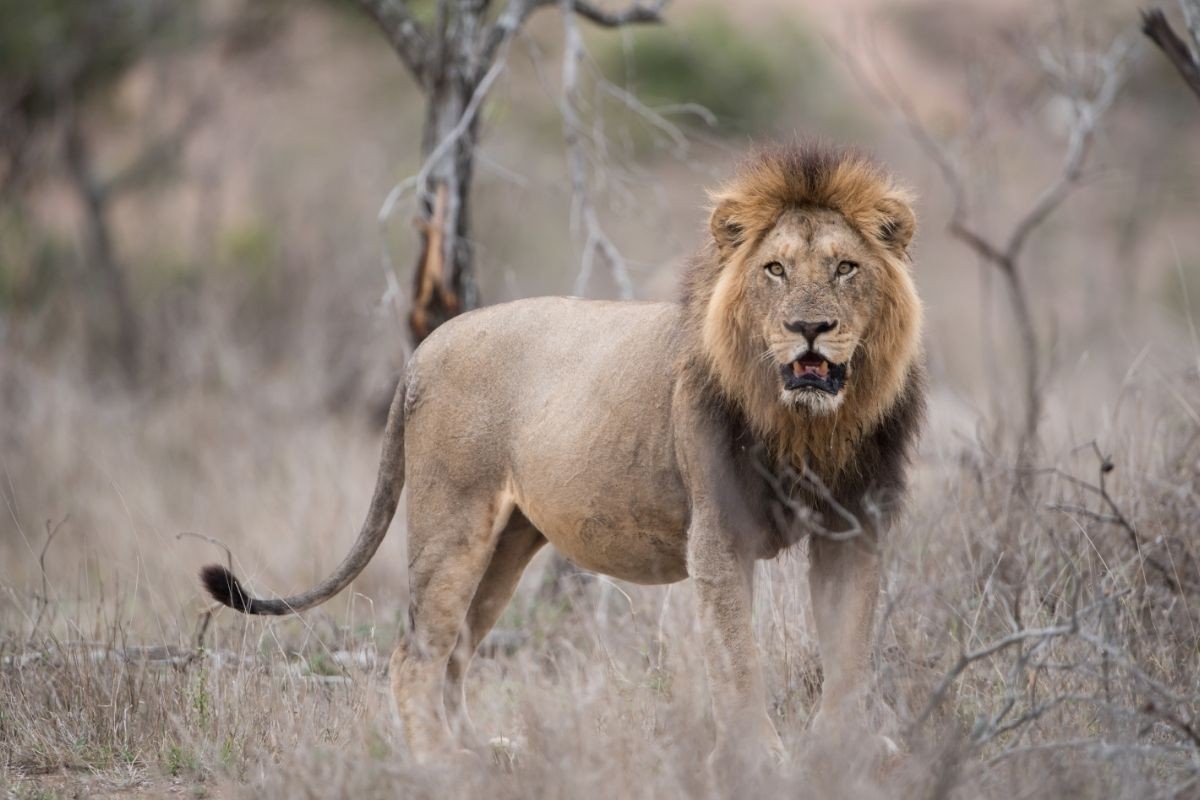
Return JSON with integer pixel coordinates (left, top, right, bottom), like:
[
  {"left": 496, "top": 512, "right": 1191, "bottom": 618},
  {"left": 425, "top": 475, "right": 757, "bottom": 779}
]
[{"left": 683, "top": 142, "right": 923, "bottom": 476}]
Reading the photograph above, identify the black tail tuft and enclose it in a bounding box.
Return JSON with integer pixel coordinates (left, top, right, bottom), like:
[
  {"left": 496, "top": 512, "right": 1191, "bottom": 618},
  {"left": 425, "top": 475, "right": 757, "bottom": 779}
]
[{"left": 200, "top": 564, "right": 257, "bottom": 613}]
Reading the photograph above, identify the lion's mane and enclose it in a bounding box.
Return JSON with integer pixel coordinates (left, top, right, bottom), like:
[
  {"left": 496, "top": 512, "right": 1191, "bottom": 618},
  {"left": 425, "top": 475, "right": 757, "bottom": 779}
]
[{"left": 680, "top": 141, "right": 926, "bottom": 496}]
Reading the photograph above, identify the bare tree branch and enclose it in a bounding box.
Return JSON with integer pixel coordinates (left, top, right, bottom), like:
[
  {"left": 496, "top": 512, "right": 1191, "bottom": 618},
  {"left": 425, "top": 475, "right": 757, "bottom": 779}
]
[
  {"left": 983, "top": 737, "right": 1200, "bottom": 768},
  {"left": 101, "top": 94, "right": 210, "bottom": 198},
  {"left": 561, "top": 0, "right": 635, "bottom": 299},
  {"left": 1185, "top": 0, "right": 1200, "bottom": 59},
  {"left": 572, "top": 0, "right": 665, "bottom": 27},
  {"left": 63, "top": 106, "right": 143, "bottom": 384},
  {"left": 356, "top": 0, "right": 430, "bottom": 82},
  {"left": 1032, "top": 453, "right": 1190, "bottom": 594},
  {"left": 481, "top": 0, "right": 554, "bottom": 66},
  {"left": 1143, "top": 700, "right": 1200, "bottom": 751},
  {"left": 748, "top": 443, "right": 867, "bottom": 543},
  {"left": 1142, "top": 4, "right": 1200, "bottom": 102},
  {"left": 28, "top": 515, "right": 68, "bottom": 641},
  {"left": 838, "top": 28, "right": 1130, "bottom": 459},
  {"left": 481, "top": 0, "right": 665, "bottom": 70},
  {"left": 1005, "top": 41, "right": 1130, "bottom": 261},
  {"left": 417, "top": 34, "right": 516, "bottom": 203},
  {"left": 593, "top": 81, "right": 713, "bottom": 157},
  {"left": 908, "top": 589, "right": 1131, "bottom": 736}
]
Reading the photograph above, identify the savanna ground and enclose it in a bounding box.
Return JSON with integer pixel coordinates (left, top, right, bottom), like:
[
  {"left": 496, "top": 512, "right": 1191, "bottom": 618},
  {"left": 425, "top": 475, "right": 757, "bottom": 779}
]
[{"left": 3, "top": 1, "right": 1200, "bottom": 797}]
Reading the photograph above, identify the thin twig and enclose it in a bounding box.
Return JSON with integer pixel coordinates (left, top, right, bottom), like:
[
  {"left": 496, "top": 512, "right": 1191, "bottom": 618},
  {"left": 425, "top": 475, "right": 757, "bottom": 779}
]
[
  {"left": 1030, "top": 458, "right": 1187, "bottom": 593},
  {"left": 561, "top": 0, "right": 636, "bottom": 299},
  {"left": 1003, "top": 39, "right": 1131, "bottom": 262},
  {"left": 355, "top": 0, "right": 430, "bottom": 82},
  {"left": 839, "top": 26, "right": 1130, "bottom": 457},
  {"left": 747, "top": 444, "right": 866, "bottom": 543},
  {"left": 177, "top": 530, "right": 233, "bottom": 573},
  {"left": 908, "top": 591, "right": 1126, "bottom": 734},
  {"left": 481, "top": 0, "right": 665, "bottom": 79},
  {"left": 28, "top": 514, "right": 69, "bottom": 641}
]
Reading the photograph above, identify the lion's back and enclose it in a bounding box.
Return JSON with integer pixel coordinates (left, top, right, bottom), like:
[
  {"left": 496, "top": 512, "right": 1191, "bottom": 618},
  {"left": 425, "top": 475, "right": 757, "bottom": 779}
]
[
  {"left": 409, "top": 296, "right": 679, "bottom": 407},
  {"left": 402, "top": 297, "right": 691, "bottom": 583}
]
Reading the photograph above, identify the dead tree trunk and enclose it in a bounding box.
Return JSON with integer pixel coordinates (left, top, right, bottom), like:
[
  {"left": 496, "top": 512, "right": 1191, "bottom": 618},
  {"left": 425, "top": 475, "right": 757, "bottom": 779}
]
[
  {"left": 410, "top": 26, "right": 481, "bottom": 341},
  {"left": 357, "top": 0, "right": 665, "bottom": 344},
  {"left": 359, "top": 0, "right": 492, "bottom": 345},
  {"left": 64, "top": 113, "right": 142, "bottom": 385}
]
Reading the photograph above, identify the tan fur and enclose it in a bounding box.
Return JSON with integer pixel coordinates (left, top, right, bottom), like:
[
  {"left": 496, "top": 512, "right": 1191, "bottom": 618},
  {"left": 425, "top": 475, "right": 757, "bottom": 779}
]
[{"left": 200, "top": 142, "right": 925, "bottom": 771}]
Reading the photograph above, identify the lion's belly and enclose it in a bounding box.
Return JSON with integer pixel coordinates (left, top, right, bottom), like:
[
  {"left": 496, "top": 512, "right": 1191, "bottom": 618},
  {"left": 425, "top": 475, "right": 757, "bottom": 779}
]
[
  {"left": 510, "top": 381, "right": 691, "bottom": 586},
  {"left": 516, "top": 488, "right": 690, "bottom": 585}
]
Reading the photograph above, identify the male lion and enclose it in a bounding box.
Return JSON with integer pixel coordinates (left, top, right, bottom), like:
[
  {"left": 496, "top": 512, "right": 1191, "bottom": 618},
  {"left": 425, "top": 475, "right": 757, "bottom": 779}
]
[{"left": 201, "top": 142, "right": 925, "bottom": 767}]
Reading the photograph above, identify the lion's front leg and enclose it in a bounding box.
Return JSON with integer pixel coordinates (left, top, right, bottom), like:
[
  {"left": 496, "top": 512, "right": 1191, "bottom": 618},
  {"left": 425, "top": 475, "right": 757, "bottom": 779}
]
[
  {"left": 808, "top": 533, "right": 889, "bottom": 746},
  {"left": 688, "top": 518, "right": 784, "bottom": 768}
]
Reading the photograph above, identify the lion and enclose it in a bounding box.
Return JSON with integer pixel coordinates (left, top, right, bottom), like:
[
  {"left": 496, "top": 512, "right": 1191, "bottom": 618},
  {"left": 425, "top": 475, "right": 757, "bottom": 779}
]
[{"left": 200, "top": 141, "right": 925, "bottom": 769}]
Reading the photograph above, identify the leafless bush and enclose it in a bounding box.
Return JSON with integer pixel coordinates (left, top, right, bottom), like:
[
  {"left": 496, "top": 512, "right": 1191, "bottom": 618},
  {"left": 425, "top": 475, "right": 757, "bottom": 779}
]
[{"left": 840, "top": 23, "right": 1132, "bottom": 464}]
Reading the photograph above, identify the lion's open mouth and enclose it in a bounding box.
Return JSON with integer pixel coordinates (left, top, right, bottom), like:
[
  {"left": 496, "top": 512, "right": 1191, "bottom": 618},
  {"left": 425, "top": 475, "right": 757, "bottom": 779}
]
[{"left": 780, "top": 352, "right": 847, "bottom": 395}]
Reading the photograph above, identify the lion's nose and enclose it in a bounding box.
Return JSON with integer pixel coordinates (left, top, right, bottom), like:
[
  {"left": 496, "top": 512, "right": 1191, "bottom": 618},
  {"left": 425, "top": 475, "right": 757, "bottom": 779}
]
[{"left": 785, "top": 319, "right": 838, "bottom": 344}]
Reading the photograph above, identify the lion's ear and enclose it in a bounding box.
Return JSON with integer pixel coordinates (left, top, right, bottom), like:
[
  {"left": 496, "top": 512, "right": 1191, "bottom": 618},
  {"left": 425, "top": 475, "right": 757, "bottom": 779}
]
[
  {"left": 875, "top": 195, "right": 916, "bottom": 255},
  {"left": 709, "top": 199, "right": 745, "bottom": 255}
]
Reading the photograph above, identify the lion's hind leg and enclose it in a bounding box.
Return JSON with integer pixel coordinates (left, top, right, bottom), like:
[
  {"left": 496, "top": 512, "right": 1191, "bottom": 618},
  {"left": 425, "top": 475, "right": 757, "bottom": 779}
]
[
  {"left": 444, "top": 510, "right": 546, "bottom": 746},
  {"left": 391, "top": 487, "right": 513, "bottom": 763}
]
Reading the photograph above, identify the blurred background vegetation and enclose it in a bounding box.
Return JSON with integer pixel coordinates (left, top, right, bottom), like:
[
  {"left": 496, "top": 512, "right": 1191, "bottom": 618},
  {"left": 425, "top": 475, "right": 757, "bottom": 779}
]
[
  {"left": 2, "top": 1, "right": 1200, "bottom": 794},
  {"left": 2, "top": 0, "right": 1194, "bottom": 409},
  {"left": 1, "top": 0, "right": 1197, "bottom": 551}
]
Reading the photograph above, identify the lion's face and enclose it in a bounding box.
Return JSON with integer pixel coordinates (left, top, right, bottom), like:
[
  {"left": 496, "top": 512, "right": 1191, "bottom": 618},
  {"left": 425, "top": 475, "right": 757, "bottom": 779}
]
[
  {"left": 746, "top": 207, "right": 882, "bottom": 414},
  {"left": 695, "top": 146, "right": 922, "bottom": 459}
]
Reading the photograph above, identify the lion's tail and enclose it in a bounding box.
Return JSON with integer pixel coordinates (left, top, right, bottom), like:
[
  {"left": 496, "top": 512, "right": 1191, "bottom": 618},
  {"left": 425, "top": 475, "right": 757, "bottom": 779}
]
[{"left": 199, "top": 375, "right": 407, "bottom": 616}]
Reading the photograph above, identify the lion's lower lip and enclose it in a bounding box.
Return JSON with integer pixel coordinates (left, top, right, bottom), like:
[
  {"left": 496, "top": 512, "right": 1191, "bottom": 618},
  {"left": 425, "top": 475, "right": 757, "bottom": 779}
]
[{"left": 787, "top": 377, "right": 841, "bottom": 395}]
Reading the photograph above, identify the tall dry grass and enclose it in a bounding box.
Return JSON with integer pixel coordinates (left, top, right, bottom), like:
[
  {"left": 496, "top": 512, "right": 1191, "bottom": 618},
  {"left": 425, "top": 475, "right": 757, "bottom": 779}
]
[{"left": 3, "top": 337, "right": 1199, "bottom": 798}]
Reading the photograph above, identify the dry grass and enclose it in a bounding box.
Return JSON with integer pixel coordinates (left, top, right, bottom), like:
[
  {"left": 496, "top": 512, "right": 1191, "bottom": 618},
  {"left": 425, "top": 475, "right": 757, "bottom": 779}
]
[{"left": 3, "top": 338, "right": 1199, "bottom": 799}]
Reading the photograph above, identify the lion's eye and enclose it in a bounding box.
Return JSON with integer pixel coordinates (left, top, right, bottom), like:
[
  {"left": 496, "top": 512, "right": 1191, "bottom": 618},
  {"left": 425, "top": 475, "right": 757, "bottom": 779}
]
[
  {"left": 764, "top": 262, "right": 785, "bottom": 278},
  {"left": 836, "top": 260, "right": 858, "bottom": 277}
]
